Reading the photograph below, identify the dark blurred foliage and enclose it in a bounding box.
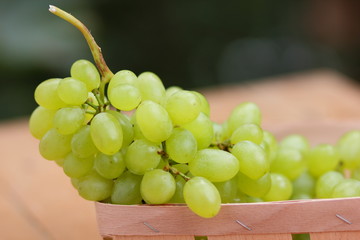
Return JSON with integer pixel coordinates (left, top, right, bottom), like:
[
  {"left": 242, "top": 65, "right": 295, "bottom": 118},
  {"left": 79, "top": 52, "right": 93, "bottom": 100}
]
[{"left": 0, "top": 0, "right": 359, "bottom": 119}]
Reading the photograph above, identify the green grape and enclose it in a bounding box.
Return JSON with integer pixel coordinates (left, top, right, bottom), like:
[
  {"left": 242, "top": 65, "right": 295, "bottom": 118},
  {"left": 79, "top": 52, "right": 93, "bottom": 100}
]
[
  {"left": 193, "top": 91, "right": 210, "bottom": 116},
  {"left": 291, "top": 171, "right": 316, "bottom": 199},
  {"left": 337, "top": 130, "right": 360, "bottom": 169},
  {"left": 94, "top": 152, "right": 126, "bottom": 179},
  {"left": 111, "top": 171, "right": 143, "bottom": 205},
  {"left": 107, "top": 110, "right": 134, "bottom": 148},
  {"left": 53, "top": 107, "right": 85, "bottom": 135},
  {"left": 291, "top": 193, "right": 312, "bottom": 200},
  {"left": 71, "top": 177, "right": 80, "bottom": 190},
  {"left": 165, "top": 128, "right": 197, "bottom": 164},
  {"left": 237, "top": 172, "right": 271, "bottom": 198},
  {"left": 71, "top": 125, "right": 98, "bottom": 158},
  {"left": 34, "top": 78, "right": 67, "bottom": 109},
  {"left": 306, "top": 144, "right": 340, "bottom": 178},
  {"left": 315, "top": 171, "right": 344, "bottom": 198},
  {"left": 57, "top": 77, "right": 88, "bottom": 105},
  {"left": 55, "top": 158, "right": 65, "bottom": 167},
  {"left": 108, "top": 70, "right": 138, "bottom": 89},
  {"left": 165, "top": 86, "right": 182, "bottom": 99},
  {"left": 213, "top": 177, "right": 238, "bottom": 203},
  {"left": 230, "top": 123, "right": 263, "bottom": 145},
  {"left": 125, "top": 139, "right": 161, "bottom": 175},
  {"left": 228, "top": 102, "right": 261, "bottom": 134},
  {"left": 77, "top": 171, "right": 113, "bottom": 201},
  {"left": 70, "top": 59, "right": 100, "bottom": 91},
  {"left": 183, "top": 112, "right": 214, "bottom": 149},
  {"left": 132, "top": 113, "right": 146, "bottom": 140},
  {"left": 245, "top": 196, "right": 264, "bottom": 203},
  {"left": 165, "top": 90, "right": 201, "bottom": 125},
  {"left": 279, "top": 134, "right": 310, "bottom": 153},
  {"left": 331, "top": 179, "right": 360, "bottom": 198},
  {"left": 90, "top": 112, "right": 123, "bottom": 155},
  {"left": 140, "top": 169, "right": 176, "bottom": 204},
  {"left": 136, "top": 100, "right": 173, "bottom": 143},
  {"left": 189, "top": 149, "right": 239, "bottom": 182},
  {"left": 39, "top": 128, "right": 72, "bottom": 160},
  {"left": 168, "top": 175, "right": 186, "bottom": 203},
  {"left": 270, "top": 148, "right": 305, "bottom": 180},
  {"left": 260, "top": 130, "right": 278, "bottom": 162},
  {"left": 231, "top": 141, "right": 269, "bottom": 180},
  {"left": 351, "top": 167, "right": 360, "bottom": 181},
  {"left": 138, "top": 72, "right": 166, "bottom": 104},
  {"left": 108, "top": 84, "right": 141, "bottom": 111},
  {"left": 172, "top": 163, "right": 189, "bottom": 174},
  {"left": 29, "top": 106, "right": 56, "bottom": 139},
  {"left": 263, "top": 173, "right": 293, "bottom": 201},
  {"left": 63, "top": 153, "right": 94, "bottom": 178},
  {"left": 183, "top": 176, "right": 221, "bottom": 218}
]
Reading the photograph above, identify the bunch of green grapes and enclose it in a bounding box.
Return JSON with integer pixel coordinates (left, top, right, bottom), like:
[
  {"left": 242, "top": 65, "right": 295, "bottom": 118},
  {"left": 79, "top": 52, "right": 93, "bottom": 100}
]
[{"left": 29, "top": 6, "right": 360, "bottom": 220}]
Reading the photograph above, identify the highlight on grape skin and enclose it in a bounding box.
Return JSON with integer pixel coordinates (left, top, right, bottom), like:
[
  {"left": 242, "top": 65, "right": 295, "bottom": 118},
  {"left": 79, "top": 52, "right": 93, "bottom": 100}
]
[{"left": 29, "top": 5, "right": 360, "bottom": 220}]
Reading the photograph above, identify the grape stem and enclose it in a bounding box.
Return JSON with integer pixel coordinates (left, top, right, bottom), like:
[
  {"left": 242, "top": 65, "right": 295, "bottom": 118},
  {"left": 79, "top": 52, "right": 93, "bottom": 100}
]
[{"left": 48, "top": 5, "right": 114, "bottom": 100}]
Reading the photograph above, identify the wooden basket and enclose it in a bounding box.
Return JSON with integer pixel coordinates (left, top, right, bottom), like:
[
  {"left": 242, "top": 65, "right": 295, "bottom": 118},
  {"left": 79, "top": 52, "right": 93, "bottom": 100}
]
[{"left": 95, "top": 197, "right": 360, "bottom": 240}]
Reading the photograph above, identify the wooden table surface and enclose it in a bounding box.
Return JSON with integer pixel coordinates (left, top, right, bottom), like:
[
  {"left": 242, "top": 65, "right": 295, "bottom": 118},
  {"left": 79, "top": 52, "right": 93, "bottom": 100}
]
[{"left": 1, "top": 69, "right": 360, "bottom": 240}]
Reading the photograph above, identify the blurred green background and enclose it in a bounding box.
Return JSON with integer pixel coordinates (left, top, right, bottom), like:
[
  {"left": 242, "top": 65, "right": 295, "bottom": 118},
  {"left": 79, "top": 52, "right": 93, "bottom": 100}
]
[{"left": 1, "top": 0, "right": 359, "bottom": 120}]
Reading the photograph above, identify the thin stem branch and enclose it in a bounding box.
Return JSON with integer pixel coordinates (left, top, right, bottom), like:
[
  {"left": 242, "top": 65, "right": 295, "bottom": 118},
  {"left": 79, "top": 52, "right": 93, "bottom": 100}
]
[{"left": 48, "top": 5, "right": 113, "bottom": 83}]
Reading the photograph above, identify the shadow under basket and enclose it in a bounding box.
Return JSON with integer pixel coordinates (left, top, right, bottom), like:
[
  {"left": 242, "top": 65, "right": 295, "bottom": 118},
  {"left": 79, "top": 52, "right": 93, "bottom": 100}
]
[{"left": 95, "top": 197, "right": 360, "bottom": 240}]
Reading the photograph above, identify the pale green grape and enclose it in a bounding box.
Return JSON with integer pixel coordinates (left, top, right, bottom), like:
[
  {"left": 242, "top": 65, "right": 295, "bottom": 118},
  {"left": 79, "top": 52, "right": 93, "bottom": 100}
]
[
  {"left": 71, "top": 125, "right": 98, "bottom": 158},
  {"left": 331, "top": 179, "right": 360, "bottom": 198},
  {"left": 172, "top": 163, "right": 189, "bottom": 174},
  {"left": 57, "top": 77, "right": 88, "bottom": 105},
  {"left": 213, "top": 177, "right": 238, "bottom": 203},
  {"left": 228, "top": 102, "right": 261, "bottom": 134},
  {"left": 193, "top": 91, "right": 210, "bottom": 116},
  {"left": 108, "top": 84, "right": 141, "bottom": 111},
  {"left": 94, "top": 152, "right": 126, "bottom": 179},
  {"left": 90, "top": 112, "right": 123, "bottom": 155},
  {"left": 111, "top": 171, "right": 143, "bottom": 204},
  {"left": 237, "top": 172, "right": 271, "bottom": 198},
  {"left": 165, "top": 128, "right": 197, "bottom": 164},
  {"left": 63, "top": 153, "right": 94, "bottom": 178},
  {"left": 125, "top": 139, "right": 161, "bottom": 175},
  {"left": 183, "top": 112, "right": 214, "bottom": 149},
  {"left": 165, "top": 86, "right": 182, "bottom": 99},
  {"left": 165, "top": 90, "right": 201, "bottom": 125},
  {"left": 189, "top": 149, "right": 239, "bottom": 182},
  {"left": 108, "top": 70, "right": 138, "bottom": 89},
  {"left": 337, "top": 130, "right": 360, "bottom": 169},
  {"left": 77, "top": 171, "right": 113, "bottom": 201},
  {"left": 136, "top": 100, "right": 172, "bottom": 143},
  {"left": 230, "top": 123, "right": 263, "bottom": 145},
  {"left": 263, "top": 173, "right": 293, "bottom": 201},
  {"left": 39, "top": 128, "right": 72, "bottom": 160},
  {"left": 291, "top": 171, "right": 316, "bottom": 199},
  {"left": 34, "top": 78, "right": 67, "bottom": 109},
  {"left": 168, "top": 175, "right": 186, "bottom": 203},
  {"left": 138, "top": 72, "right": 166, "bottom": 104},
  {"left": 70, "top": 59, "right": 100, "bottom": 91},
  {"left": 29, "top": 106, "right": 56, "bottom": 139},
  {"left": 231, "top": 141, "right": 269, "bottom": 180},
  {"left": 107, "top": 110, "right": 134, "bottom": 148},
  {"left": 307, "top": 144, "right": 340, "bottom": 178},
  {"left": 183, "top": 176, "right": 221, "bottom": 218},
  {"left": 279, "top": 134, "right": 310, "bottom": 153},
  {"left": 140, "top": 169, "right": 176, "bottom": 204},
  {"left": 315, "top": 171, "right": 344, "bottom": 198},
  {"left": 261, "top": 130, "right": 278, "bottom": 162},
  {"left": 53, "top": 107, "right": 85, "bottom": 135},
  {"left": 71, "top": 177, "right": 80, "bottom": 190},
  {"left": 270, "top": 148, "right": 305, "bottom": 180}
]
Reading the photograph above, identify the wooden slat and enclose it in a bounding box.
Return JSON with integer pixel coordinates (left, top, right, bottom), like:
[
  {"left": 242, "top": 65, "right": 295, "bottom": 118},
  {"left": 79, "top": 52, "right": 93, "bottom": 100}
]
[
  {"left": 208, "top": 234, "right": 292, "bottom": 240},
  {"left": 95, "top": 197, "right": 360, "bottom": 237},
  {"left": 310, "top": 231, "right": 360, "bottom": 240},
  {"left": 112, "top": 236, "right": 194, "bottom": 240}
]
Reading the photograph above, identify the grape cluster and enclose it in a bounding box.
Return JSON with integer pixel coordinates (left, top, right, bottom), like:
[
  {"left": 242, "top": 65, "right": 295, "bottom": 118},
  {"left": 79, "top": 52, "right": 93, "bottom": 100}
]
[
  {"left": 29, "top": 59, "right": 360, "bottom": 218},
  {"left": 29, "top": 6, "right": 360, "bottom": 219}
]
